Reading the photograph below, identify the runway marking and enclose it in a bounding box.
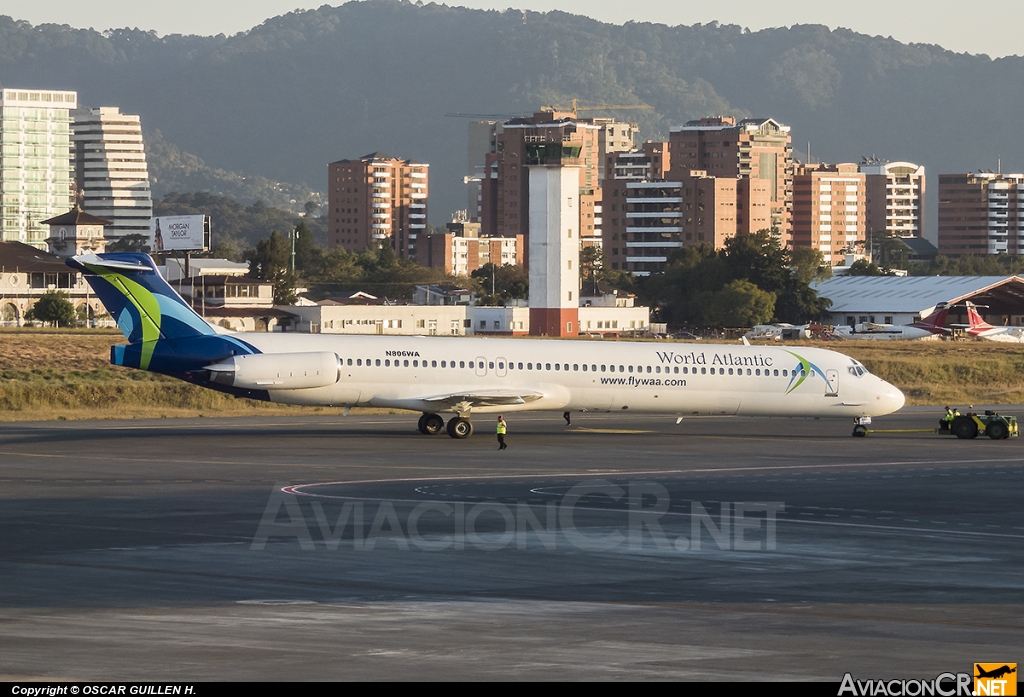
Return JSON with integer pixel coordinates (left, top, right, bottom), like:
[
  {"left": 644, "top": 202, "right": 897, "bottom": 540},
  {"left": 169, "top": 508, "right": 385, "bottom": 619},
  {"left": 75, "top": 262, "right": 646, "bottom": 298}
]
[{"left": 570, "top": 428, "right": 654, "bottom": 435}]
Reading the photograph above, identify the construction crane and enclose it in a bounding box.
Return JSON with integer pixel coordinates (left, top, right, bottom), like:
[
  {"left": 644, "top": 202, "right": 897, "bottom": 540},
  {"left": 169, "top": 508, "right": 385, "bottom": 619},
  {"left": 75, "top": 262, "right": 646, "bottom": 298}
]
[{"left": 539, "top": 98, "right": 654, "bottom": 118}]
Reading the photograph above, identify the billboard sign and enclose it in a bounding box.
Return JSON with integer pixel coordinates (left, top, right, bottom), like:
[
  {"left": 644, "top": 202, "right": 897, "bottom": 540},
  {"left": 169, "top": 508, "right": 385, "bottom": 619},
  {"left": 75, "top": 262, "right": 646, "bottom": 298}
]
[{"left": 150, "top": 215, "right": 207, "bottom": 252}]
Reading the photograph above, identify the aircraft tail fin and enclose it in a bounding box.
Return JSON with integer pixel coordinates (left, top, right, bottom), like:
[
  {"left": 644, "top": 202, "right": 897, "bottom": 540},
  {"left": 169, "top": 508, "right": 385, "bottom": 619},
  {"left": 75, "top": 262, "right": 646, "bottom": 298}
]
[
  {"left": 965, "top": 301, "right": 994, "bottom": 331},
  {"left": 67, "top": 253, "right": 217, "bottom": 344},
  {"left": 914, "top": 302, "right": 950, "bottom": 330}
]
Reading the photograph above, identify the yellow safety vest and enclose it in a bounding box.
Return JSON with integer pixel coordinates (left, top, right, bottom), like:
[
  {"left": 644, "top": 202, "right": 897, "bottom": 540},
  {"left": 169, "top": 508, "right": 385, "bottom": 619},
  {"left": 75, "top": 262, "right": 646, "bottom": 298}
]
[{"left": 496, "top": 421, "right": 507, "bottom": 435}]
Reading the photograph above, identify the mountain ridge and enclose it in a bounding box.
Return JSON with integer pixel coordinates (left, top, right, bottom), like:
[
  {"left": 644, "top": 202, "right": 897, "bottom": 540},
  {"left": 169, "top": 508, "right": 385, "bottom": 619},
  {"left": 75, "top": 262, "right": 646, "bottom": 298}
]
[{"left": 2, "top": 1, "right": 1022, "bottom": 234}]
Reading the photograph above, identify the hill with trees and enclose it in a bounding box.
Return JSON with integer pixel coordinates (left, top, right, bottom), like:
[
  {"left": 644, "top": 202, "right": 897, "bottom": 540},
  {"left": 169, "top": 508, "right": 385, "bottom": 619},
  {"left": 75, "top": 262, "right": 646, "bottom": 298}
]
[{"left": 2, "top": 1, "right": 1023, "bottom": 228}]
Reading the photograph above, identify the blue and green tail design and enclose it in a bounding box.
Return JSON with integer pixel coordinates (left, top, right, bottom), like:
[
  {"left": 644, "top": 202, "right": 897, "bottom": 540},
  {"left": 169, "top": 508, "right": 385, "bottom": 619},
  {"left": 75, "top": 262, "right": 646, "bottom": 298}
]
[{"left": 67, "top": 253, "right": 259, "bottom": 375}]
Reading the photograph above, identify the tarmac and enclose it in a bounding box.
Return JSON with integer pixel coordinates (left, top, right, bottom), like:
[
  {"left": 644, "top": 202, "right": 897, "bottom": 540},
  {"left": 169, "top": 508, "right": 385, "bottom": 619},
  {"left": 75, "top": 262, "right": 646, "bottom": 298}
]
[{"left": 0, "top": 408, "right": 1021, "bottom": 680}]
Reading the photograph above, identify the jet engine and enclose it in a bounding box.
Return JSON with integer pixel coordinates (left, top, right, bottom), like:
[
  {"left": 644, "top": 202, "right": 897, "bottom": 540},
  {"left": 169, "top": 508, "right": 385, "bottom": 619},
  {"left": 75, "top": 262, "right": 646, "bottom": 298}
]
[{"left": 204, "top": 352, "right": 341, "bottom": 390}]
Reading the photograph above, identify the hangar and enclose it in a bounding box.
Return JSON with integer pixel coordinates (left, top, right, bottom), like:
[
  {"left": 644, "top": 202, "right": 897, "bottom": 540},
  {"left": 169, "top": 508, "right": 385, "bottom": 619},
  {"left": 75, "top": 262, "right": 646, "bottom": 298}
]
[{"left": 811, "top": 275, "right": 1024, "bottom": 327}]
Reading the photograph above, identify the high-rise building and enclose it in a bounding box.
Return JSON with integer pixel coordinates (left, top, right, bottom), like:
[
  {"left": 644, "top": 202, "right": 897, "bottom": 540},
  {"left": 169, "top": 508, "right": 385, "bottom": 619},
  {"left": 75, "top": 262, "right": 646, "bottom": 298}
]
[
  {"left": 0, "top": 88, "right": 78, "bottom": 248},
  {"left": 669, "top": 116, "right": 794, "bottom": 240},
  {"left": 72, "top": 107, "right": 152, "bottom": 241},
  {"left": 467, "top": 120, "right": 501, "bottom": 221},
  {"left": 791, "top": 163, "right": 866, "bottom": 265},
  {"left": 328, "top": 153, "right": 428, "bottom": 260},
  {"left": 938, "top": 172, "right": 1024, "bottom": 257},
  {"left": 859, "top": 160, "right": 926, "bottom": 240},
  {"left": 604, "top": 172, "right": 747, "bottom": 276}
]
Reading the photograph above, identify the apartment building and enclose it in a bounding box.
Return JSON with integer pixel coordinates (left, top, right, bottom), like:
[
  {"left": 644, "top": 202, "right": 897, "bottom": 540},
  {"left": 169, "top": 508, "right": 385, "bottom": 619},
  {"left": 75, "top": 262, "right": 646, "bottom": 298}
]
[
  {"left": 72, "top": 106, "right": 152, "bottom": 241},
  {"left": 791, "top": 163, "right": 866, "bottom": 265},
  {"left": 668, "top": 116, "right": 794, "bottom": 240},
  {"left": 0, "top": 88, "right": 78, "bottom": 248},
  {"left": 860, "top": 160, "right": 926, "bottom": 239},
  {"left": 938, "top": 172, "right": 1024, "bottom": 257},
  {"left": 609, "top": 174, "right": 748, "bottom": 276},
  {"left": 423, "top": 217, "right": 523, "bottom": 276},
  {"left": 327, "top": 152, "right": 428, "bottom": 260}
]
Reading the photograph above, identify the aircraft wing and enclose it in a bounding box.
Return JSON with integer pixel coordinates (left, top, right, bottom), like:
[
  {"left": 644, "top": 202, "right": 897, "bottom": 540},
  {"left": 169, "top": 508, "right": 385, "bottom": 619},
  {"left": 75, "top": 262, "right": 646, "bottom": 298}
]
[{"left": 419, "top": 389, "right": 547, "bottom": 408}]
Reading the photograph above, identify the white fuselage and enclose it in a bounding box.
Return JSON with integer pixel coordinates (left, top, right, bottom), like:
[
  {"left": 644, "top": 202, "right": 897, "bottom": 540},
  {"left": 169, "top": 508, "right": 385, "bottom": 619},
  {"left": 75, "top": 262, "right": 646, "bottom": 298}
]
[
  {"left": 227, "top": 334, "right": 905, "bottom": 419},
  {"left": 833, "top": 325, "right": 937, "bottom": 341}
]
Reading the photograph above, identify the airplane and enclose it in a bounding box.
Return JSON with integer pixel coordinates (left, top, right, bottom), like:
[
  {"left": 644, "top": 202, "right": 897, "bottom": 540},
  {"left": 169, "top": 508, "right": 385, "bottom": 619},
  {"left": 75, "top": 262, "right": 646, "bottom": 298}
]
[
  {"left": 67, "top": 253, "right": 906, "bottom": 439},
  {"left": 975, "top": 665, "right": 1017, "bottom": 680},
  {"left": 832, "top": 303, "right": 951, "bottom": 340},
  {"left": 959, "top": 301, "right": 1024, "bottom": 343}
]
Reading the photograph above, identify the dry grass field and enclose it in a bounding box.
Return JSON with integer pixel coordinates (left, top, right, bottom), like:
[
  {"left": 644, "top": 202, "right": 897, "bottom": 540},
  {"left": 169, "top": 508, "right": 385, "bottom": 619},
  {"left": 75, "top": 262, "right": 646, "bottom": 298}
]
[{"left": 1, "top": 329, "right": 1022, "bottom": 421}]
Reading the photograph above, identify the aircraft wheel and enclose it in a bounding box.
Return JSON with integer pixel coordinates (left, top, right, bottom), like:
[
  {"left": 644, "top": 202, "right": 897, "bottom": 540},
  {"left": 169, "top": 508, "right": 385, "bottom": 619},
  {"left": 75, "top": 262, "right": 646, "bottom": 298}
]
[
  {"left": 951, "top": 416, "right": 978, "bottom": 440},
  {"left": 417, "top": 414, "right": 429, "bottom": 434},
  {"left": 423, "top": 413, "right": 445, "bottom": 435},
  {"left": 986, "top": 420, "right": 1008, "bottom": 440},
  {"left": 447, "top": 417, "right": 473, "bottom": 439},
  {"left": 852, "top": 425, "right": 867, "bottom": 437}
]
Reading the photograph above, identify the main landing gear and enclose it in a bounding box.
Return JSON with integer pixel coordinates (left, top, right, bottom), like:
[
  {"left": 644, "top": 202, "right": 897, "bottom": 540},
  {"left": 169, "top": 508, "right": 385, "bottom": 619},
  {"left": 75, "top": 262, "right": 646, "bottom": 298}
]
[{"left": 418, "top": 412, "right": 473, "bottom": 439}]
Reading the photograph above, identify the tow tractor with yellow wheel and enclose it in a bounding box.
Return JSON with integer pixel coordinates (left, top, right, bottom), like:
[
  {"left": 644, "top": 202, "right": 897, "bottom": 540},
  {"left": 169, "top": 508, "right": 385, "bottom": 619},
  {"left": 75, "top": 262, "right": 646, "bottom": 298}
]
[{"left": 852, "top": 411, "right": 1019, "bottom": 439}]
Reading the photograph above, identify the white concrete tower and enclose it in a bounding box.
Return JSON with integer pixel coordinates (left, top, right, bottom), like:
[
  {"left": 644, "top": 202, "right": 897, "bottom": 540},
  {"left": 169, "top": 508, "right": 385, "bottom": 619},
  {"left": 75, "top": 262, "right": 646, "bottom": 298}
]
[
  {"left": 528, "top": 163, "right": 580, "bottom": 337},
  {"left": 72, "top": 107, "right": 152, "bottom": 242}
]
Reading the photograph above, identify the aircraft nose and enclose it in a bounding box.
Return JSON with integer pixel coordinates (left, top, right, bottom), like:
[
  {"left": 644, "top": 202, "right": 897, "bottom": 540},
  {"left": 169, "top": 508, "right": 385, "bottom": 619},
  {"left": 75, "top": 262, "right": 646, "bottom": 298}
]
[{"left": 877, "top": 380, "right": 905, "bottom": 414}]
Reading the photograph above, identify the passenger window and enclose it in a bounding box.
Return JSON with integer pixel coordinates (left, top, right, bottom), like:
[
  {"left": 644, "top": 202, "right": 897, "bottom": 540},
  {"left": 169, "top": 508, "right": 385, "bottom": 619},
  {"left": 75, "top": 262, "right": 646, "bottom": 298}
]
[
  {"left": 609, "top": 365, "right": 615, "bottom": 372},
  {"left": 404, "top": 360, "right": 409, "bottom": 367},
  {"left": 347, "top": 359, "right": 353, "bottom": 366},
  {"left": 646, "top": 366, "right": 652, "bottom": 373},
  {"left": 555, "top": 363, "right": 560, "bottom": 371},
  {"left": 469, "top": 361, "right": 474, "bottom": 369},
  {"left": 591, "top": 365, "right": 597, "bottom": 372},
  {"left": 489, "top": 362, "right": 494, "bottom": 369},
  {"left": 701, "top": 367, "right": 706, "bottom": 374},
  {"left": 674, "top": 367, "right": 679, "bottom": 374},
  {"left": 746, "top": 369, "right": 751, "bottom": 375},
  {"left": 518, "top": 363, "right": 523, "bottom": 370},
  {"left": 498, "top": 362, "right": 504, "bottom": 370},
  {"left": 441, "top": 361, "right": 446, "bottom": 368},
  {"left": 385, "top": 359, "right": 391, "bottom": 367},
  {"left": 357, "top": 359, "right": 362, "bottom": 366},
  {"left": 755, "top": 368, "right": 760, "bottom": 375},
  {"left": 545, "top": 363, "right": 551, "bottom": 370},
  {"left": 582, "top": 364, "right": 588, "bottom": 371},
  {"left": 628, "top": 366, "right": 633, "bottom": 373},
  {"left": 657, "top": 366, "right": 662, "bottom": 374},
  {"left": 710, "top": 368, "right": 715, "bottom": 375},
  {"left": 728, "top": 368, "right": 733, "bottom": 375},
  {"left": 601, "top": 365, "right": 606, "bottom": 372},
  {"left": 774, "top": 369, "right": 779, "bottom": 376},
  {"left": 432, "top": 361, "right": 437, "bottom": 368},
  {"left": 782, "top": 369, "right": 788, "bottom": 377},
  {"left": 460, "top": 361, "right": 465, "bottom": 368},
  {"left": 619, "top": 365, "right": 624, "bottom": 372},
  {"left": 528, "top": 363, "right": 533, "bottom": 370}
]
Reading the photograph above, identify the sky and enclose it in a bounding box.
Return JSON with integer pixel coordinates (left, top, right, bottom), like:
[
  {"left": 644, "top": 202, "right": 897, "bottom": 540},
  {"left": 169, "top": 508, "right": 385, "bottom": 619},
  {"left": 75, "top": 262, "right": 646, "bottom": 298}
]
[{"left": 4, "top": 0, "right": 1024, "bottom": 58}]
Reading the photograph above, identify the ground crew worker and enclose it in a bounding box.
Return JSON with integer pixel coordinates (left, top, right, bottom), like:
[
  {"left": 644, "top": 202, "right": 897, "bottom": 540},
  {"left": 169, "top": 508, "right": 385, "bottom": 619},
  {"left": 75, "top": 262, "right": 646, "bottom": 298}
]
[
  {"left": 941, "top": 406, "right": 960, "bottom": 431},
  {"left": 496, "top": 415, "right": 508, "bottom": 450}
]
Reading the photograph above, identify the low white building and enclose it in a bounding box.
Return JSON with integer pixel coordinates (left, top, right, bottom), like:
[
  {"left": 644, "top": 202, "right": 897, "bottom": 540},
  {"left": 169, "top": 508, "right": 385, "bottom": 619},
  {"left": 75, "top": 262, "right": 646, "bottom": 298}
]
[
  {"left": 0, "top": 240, "right": 109, "bottom": 326},
  {"left": 285, "top": 301, "right": 472, "bottom": 336}
]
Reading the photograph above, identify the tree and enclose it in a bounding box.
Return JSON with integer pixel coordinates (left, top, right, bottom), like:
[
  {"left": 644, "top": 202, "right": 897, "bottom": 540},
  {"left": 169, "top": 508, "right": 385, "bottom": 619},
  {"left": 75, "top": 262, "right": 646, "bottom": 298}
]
[
  {"left": 25, "top": 291, "right": 77, "bottom": 327},
  {"left": 471, "top": 263, "right": 529, "bottom": 305},
  {"left": 247, "top": 231, "right": 297, "bottom": 304},
  {"left": 846, "top": 259, "right": 883, "bottom": 276},
  {"left": 105, "top": 233, "right": 151, "bottom": 254},
  {"left": 703, "top": 280, "right": 776, "bottom": 327}
]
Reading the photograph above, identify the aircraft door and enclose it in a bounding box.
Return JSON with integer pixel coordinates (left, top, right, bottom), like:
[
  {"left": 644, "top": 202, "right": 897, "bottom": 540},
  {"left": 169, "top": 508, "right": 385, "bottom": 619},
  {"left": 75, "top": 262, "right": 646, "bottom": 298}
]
[
  {"left": 475, "top": 356, "right": 487, "bottom": 377},
  {"left": 825, "top": 369, "right": 839, "bottom": 396},
  {"left": 496, "top": 357, "right": 508, "bottom": 378}
]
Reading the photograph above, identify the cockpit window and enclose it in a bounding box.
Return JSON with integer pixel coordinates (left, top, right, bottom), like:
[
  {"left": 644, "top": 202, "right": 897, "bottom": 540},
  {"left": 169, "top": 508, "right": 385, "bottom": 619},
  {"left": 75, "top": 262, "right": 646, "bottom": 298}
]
[{"left": 848, "top": 359, "right": 867, "bottom": 377}]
